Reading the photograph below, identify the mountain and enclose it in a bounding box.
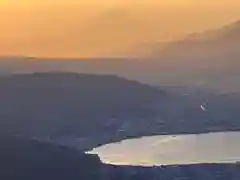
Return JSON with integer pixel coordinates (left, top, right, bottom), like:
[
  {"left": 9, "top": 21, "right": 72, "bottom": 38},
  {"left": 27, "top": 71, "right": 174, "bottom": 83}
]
[
  {"left": 0, "top": 73, "right": 164, "bottom": 150},
  {"left": 146, "top": 20, "right": 240, "bottom": 59},
  {"left": 127, "top": 20, "right": 240, "bottom": 91},
  {"left": 134, "top": 20, "right": 240, "bottom": 91},
  {"left": 0, "top": 73, "right": 240, "bottom": 152},
  {"left": 1, "top": 20, "right": 240, "bottom": 93}
]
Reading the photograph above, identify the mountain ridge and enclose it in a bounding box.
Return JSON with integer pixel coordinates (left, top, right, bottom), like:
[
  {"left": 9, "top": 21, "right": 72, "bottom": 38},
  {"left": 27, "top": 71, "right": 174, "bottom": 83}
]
[{"left": 1, "top": 20, "right": 240, "bottom": 91}]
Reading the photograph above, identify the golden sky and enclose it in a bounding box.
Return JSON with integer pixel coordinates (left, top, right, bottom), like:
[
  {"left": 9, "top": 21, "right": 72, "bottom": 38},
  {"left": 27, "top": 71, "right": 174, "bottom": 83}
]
[{"left": 1, "top": 0, "right": 240, "bottom": 57}]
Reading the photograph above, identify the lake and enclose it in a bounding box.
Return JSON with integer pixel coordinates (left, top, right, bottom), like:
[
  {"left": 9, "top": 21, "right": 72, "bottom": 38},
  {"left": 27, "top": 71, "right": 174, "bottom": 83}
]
[{"left": 89, "top": 131, "right": 240, "bottom": 166}]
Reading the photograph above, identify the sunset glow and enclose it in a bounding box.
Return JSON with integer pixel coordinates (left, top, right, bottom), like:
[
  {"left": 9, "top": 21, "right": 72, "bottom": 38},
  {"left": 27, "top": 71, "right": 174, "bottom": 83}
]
[{"left": 1, "top": 0, "right": 240, "bottom": 57}]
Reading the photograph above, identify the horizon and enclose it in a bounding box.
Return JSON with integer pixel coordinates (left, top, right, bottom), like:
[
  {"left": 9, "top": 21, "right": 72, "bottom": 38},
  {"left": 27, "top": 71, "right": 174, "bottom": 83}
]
[
  {"left": 1, "top": 1, "right": 240, "bottom": 58},
  {"left": 0, "top": 19, "right": 239, "bottom": 60}
]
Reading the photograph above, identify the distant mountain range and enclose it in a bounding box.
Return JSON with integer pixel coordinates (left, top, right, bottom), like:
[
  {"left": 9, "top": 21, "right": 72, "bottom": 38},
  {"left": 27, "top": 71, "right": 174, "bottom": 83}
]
[
  {"left": 140, "top": 20, "right": 240, "bottom": 58},
  {"left": 0, "top": 20, "right": 240, "bottom": 92}
]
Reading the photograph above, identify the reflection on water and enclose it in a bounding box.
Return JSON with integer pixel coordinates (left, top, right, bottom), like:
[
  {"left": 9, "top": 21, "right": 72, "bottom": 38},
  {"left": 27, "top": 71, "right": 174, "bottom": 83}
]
[{"left": 90, "top": 132, "right": 240, "bottom": 166}]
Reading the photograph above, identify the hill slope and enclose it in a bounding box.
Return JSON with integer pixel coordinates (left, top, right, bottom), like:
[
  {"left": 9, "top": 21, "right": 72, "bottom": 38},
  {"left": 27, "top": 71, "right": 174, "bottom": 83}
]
[
  {"left": 0, "top": 73, "right": 164, "bottom": 149},
  {"left": 0, "top": 73, "right": 240, "bottom": 150}
]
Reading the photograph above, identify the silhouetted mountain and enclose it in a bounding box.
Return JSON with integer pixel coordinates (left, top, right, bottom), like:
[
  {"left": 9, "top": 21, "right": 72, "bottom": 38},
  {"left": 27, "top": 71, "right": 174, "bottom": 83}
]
[{"left": 0, "top": 136, "right": 102, "bottom": 180}]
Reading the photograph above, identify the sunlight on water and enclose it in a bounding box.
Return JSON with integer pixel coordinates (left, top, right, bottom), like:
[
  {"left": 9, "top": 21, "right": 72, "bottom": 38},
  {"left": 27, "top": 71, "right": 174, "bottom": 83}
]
[{"left": 90, "top": 132, "right": 240, "bottom": 166}]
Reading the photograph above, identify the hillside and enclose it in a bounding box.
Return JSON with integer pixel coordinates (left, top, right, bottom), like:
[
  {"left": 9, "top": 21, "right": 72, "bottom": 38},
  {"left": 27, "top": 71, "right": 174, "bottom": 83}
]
[
  {"left": 0, "top": 73, "right": 164, "bottom": 149},
  {"left": 0, "top": 73, "right": 239, "bottom": 151}
]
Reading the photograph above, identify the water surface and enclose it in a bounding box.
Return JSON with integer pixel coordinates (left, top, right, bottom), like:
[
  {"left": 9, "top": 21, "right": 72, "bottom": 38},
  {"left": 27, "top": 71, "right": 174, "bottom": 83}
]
[{"left": 90, "top": 132, "right": 240, "bottom": 166}]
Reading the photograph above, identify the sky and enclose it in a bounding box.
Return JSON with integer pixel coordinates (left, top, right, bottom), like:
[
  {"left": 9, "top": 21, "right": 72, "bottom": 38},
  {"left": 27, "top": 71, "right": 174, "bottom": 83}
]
[{"left": 1, "top": 0, "right": 240, "bottom": 58}]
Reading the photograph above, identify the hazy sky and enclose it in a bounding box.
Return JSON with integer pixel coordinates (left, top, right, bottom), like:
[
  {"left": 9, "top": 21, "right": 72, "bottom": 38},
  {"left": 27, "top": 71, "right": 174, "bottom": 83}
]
[{"left": 1, "top": 0, "right": 240, "bottom": 57}]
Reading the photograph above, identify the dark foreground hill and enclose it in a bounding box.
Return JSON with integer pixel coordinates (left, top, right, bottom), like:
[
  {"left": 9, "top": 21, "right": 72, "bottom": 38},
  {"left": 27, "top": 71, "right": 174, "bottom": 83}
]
[
  {"left": 0, "top": 136, "right": 102, "bottom": 180},
  {"left": 106, "top": 163, "right": 240, "bottom": 180},
  {"left": 0, "top": 136, "right": 239, "bottom": 180}
]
